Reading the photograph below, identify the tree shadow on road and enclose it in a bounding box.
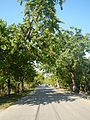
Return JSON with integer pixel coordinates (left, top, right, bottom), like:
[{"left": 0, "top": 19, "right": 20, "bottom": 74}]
[{"left": 15, "top": 86, "right": 80, "bottom": 106}]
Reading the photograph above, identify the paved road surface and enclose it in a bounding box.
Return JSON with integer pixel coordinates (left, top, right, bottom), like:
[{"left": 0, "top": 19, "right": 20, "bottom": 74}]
[{"left": 0, "top": 85, "right": 90, "bottom": 120}]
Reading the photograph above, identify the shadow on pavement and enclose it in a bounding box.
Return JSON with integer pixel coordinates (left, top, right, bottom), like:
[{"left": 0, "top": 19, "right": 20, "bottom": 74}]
[{"left": 15, "top": 86, "right": 80, "bottom": 106}]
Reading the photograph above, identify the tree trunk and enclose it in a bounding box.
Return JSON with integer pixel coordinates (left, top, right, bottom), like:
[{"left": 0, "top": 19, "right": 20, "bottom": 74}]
[
  {"left": 71, "top": 71, "right": 76, "bottom": 92},
  {"left": 56, "top": 80, "right": 59, "bottom": 88},
  {"left": 8, "top": 79, "right": 10, "bottom": 97},
  {"left": 21, "top": 79, "right": 24, "bottom": 92},
  {"left": 71, "top": 72, "right": 75, "bottom": 85},
  {"left": 17, "top": 83, "right": 20, "bottom": 93},
  {"left": 1, "top": 83, "right": 4, "bottom": 96}
]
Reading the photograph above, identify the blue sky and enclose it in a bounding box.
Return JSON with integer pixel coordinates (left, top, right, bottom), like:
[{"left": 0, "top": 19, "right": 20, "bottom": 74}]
[
  {"left": 0, "top": 0, "right": 90, "bottom": 57},
  {"left": 0, "top": 0, "right": 24, "bottom": 25},
  {"left": 56, "top": 0, "right": 90, "bottom": 35},
  {"left": 0, "top": 0, "right": 90, "bottom": 34}
]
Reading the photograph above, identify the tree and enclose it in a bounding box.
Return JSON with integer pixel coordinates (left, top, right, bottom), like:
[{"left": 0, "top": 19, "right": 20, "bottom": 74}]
[
  {"left": 17, "top": 0, "right": 65, "bottom": 64},
  {"left": 51, "top": 27, "right": 90, "bottom": 91},
  {"left": 0, "top": 19, "right": 37, "bottom": 96}
]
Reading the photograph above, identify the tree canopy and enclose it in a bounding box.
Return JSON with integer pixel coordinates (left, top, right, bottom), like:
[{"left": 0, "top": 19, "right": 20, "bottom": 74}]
[{"left": 0, "top": 0, "right": 90, "bottom": 96}]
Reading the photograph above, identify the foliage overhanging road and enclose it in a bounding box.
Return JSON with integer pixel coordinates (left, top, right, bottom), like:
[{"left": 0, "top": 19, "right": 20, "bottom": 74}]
[{"left": 0, "top": 85, "right": 90, "bottom": 120}]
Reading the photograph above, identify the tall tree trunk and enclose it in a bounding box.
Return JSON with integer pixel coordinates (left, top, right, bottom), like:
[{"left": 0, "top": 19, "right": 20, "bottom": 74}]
[
  {"left": 21, "top": 79, "right": 24, "bottom": 92},
  {"left": 1, "top": 83, "right": 4, "bottom": 96},
  {"left": 17, "top": 83, "right": 20, "bottom": 93},
  {"left": 8, "top": 79, "right": 10, "bottom": 97},
  {"left": 71, "top": 71, "right": 75, "bottom": 85},
  {"left": 56, "top": 80, "right": 59, "bottom": 88},
  {"left": 71, "top": 71, "right": 76, "bottom": 92}
]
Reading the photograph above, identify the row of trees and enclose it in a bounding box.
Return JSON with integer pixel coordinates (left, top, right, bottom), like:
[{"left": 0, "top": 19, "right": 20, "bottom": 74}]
[
  {"left": 44, "top": 28, "right": 90, "bottom": 92},
  {"left": 0, "top": 0, "right": 64, "bottom": 96},
  {"left": 0, "top": 0, "right": 90, "bottom": 96},
  {"left": 0, "top": 19, "right": 37, "bottom": 96}
]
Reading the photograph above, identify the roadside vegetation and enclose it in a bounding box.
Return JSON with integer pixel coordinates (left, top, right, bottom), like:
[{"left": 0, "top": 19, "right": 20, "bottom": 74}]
[{"left": 0, "top": 88, "right": 34, "bottom": 110}]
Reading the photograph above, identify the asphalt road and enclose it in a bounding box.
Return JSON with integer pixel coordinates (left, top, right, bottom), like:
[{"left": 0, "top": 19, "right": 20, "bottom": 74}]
[{"left": 0, "top": 85, "right": 90, "bottom": 120}]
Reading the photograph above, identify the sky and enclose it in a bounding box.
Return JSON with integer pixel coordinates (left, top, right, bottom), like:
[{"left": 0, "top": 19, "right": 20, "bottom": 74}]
[
  {"left": 0, "top": 0, "right": 90, "bottom": 57},
  {"left": 56, "top": 0, "right": 90, "bottom": 35},
  {"left": 0, "top": 0, "right": 24, "bottom": 25}
]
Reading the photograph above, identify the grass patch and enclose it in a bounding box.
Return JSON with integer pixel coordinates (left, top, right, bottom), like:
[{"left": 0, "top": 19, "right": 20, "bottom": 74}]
[{"left": 0, "top": 88, "right": 34, "bottom": 110}]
